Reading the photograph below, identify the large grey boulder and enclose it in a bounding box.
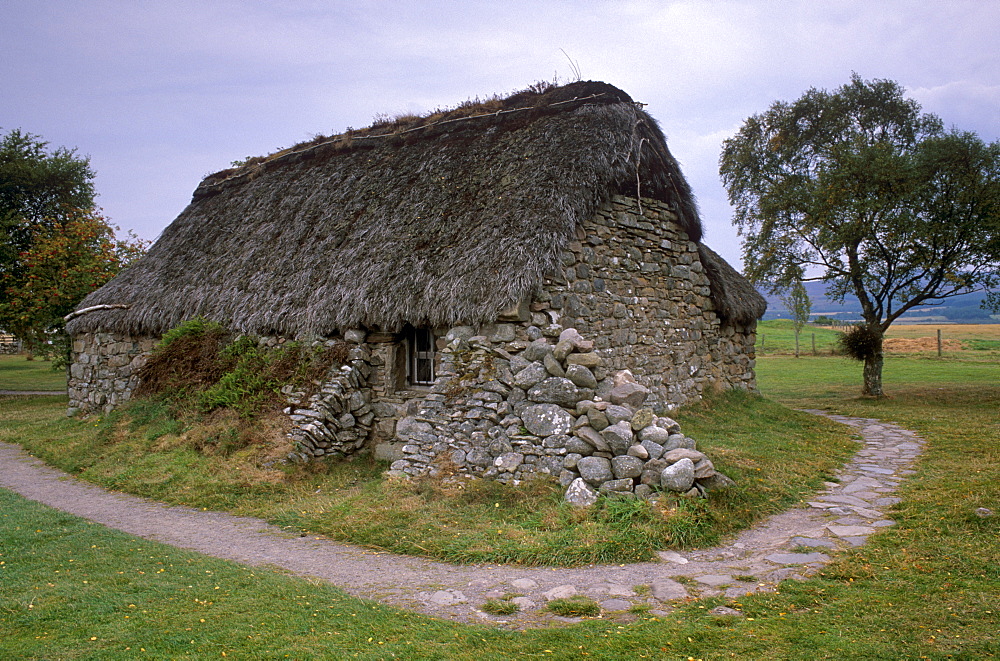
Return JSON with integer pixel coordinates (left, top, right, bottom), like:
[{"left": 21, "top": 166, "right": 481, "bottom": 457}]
[
  {"left": 640, "top": 439, "right": 665, "bottom": 460},
  {"left": 604, "top": 404, "right": 634, "bottom": 426},
  {"left": 599, "top": 478, "right": 635, "bottom": 494},
  {"left": 601, "top": 421, "right": 634, "bottom": 455},
  {"left": 564, "top": 478, "right": 599, "bottom": 508},
  {"left": 586, "top": 407, "right": 610, "bottom": 431},
  {"left": 527, "top": 377, "right": 579, "bottom": 406},
  {"left": 638, "top": 425, "right": 671, "bottom": 444},
  {"left": 698, "top": 471, "right": 736, "bottom": 492},
  {"left": 513, "top": 362, "right": 549, "bottom": 389},
  {"left": 612, "top": 455, "right": 644, "bottom": 479},
  {"left": 522, "top": 339, "right": 552, "bottom": 362},
  {"left": 521, "top": 404, "right": 574, "bottom": 437},
  {"left": 609, "top": 382, "right": 650, "bottom": 407},
  {"left": 661, "top": 457, "right": 696, "bottom": 492},
  {"left": 575, "top": 426, "right": 610, "bottom": 452},
  {"left": 662, "top": 448, "right": 708, "bottom": 465},
  {"left": 494, "top": 452, "right": 524, "bottom": 473},
  {"left": 577, "top": 456, "right": 613, "bottom": 485},
  {"left": 565, "top": 364, "right": 598, "bottom": 389}
]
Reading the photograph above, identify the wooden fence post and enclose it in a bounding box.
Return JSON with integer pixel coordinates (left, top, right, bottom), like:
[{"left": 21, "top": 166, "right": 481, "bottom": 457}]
[{"left": 937, "top": 329, "right": 942, "bottom": 357}]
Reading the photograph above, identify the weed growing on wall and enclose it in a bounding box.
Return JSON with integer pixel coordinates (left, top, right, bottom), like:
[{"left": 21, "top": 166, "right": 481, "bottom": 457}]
[{"left": 135, "top": 318, "right": 349, "bottom": 419}]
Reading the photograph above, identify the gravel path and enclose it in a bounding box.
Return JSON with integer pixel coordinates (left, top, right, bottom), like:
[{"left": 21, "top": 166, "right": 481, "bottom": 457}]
[{"left": 0, "top": 412, "right": 923, "bottom": 627}]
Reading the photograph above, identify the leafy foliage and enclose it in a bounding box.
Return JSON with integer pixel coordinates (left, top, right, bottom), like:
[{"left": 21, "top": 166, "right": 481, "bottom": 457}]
[
  {"left": 720, "top": 74, "right": 1000, "bottom": 394},
  {"left": 0, "top": 206, "right": 146, "bottom": 357},
  {"left": 0, "top": 128, "right": 96, "bottom": 279}
]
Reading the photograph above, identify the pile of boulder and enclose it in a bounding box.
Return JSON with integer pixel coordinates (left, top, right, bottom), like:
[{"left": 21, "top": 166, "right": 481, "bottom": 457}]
[{"left": 389, "top": 324, "right": 735, "bottom": 506}]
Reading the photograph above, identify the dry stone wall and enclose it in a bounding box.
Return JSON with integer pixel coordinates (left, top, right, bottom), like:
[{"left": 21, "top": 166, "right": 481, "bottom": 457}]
[
  {"left": 281, "top": 338, "right": 379, "bottom": 462},
  {"left": 68, "top": 332, "right": 156, "bottom": 414},
  {"left": 386, "top": 322, "right": 735, "bottom": 502}
]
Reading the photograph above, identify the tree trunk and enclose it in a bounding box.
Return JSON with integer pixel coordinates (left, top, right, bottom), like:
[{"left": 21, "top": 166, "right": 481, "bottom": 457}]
[{"left": 862, "top": 331, "right": 885, "bottom": 397}]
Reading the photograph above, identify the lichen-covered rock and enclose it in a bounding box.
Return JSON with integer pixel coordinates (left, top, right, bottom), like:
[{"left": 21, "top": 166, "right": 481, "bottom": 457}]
[
  {"left": 604, "top": 405, "right": 634, "bottom": 426},
  {"left": 565, "top": 352, "right": 602, "bottom": 367},
  {"left": 577, "top": 456, "right": 613, "bottom": 485},
  {"left": 611, "top": 455, "right": 644, "bottom": 479},
  {"left": 601, "top": 421, "right": 634, "bottom": 455},
  {"left": 513, "top": 362, "right": 549, "bottom": 389},
  {"left": 566, "top": 434, "right": 597, "bottom": 455},
  {"left": 640, "top": 439, "right": 665, "bottom": 460},
  {"left": 662, "top": 448, "right": 708, "bottom": 464},
  {"left": 630, "top": 408, "right": 654, "bottom": 431},
  {"left": 494, "top": 452, "right": 524, "bottom": 473},
  {"left": 522, "top": 339, "right": 552, "bottom": 362},
  {"left": 564, "top": 478, "right": 599, "bottom": 507},
  {"left": 543, "top": 353, "right": 566, "bottom": 377},
  {"left": 693, "top": 458, "right": 715, "bottom": 479},
  {"left": 565, "top": 364, "right": 598, "bottom": 389},
  {"left": 661, "top": 457, "right": 696, "bottom": 492},
  {"left": 586, "top": 407, "right": 610, "bottom": 431},
  {"left": 637, "top": 425, "right": 671, "bottom": 444},
  {"left": 656, "top": 416, "right": 683, "bottom": 434},
  {"left": 521, "top": 404, "right": 574, "bottom": 437},
  {"left": 574, "top": 426, "right": 609, "bottom": 452},
  {"left": 599, "top": 478, "right": 635, "bottom": 494},
  {"left": 609, "top": 381, "right": 650, "bottom": 407},
  {"left": 627, "top": 443, "right": 649, "bottom": 460},
  {"left": 527, "top": 377, "right": 579, "bottom": 406},
  {"left": 698, "top": 471, "right": 736, "bottom": 492}
]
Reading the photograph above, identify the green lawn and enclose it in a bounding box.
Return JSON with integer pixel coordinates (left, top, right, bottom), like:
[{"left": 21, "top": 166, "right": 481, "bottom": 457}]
[
  {"left": 2, "top": 353, "right": 999, "bottom": 658},
  {"left": 0, "top": 354, "right": 67, "bottom": 391}
]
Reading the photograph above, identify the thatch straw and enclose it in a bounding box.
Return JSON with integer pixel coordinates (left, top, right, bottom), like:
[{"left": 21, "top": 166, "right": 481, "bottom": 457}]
[
  {"left": 69, "top": 81, "right": 760, "bottom": 337},
  {"left": 697, "top": 244, "right": 767, "bottom": 326}
]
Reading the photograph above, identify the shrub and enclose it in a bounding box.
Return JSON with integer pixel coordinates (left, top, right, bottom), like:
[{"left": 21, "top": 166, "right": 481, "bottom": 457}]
[{"left": 837, "top": 323, "right": 882, "bottom": 361}]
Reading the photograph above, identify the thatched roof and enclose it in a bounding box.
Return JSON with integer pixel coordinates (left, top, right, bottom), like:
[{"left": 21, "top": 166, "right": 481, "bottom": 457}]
[
  {"left": 68, "top": 81, "right": 763, "bottom": 337},
  {"left": 697, "top": 244, "right": 768, "bottom": 326}
]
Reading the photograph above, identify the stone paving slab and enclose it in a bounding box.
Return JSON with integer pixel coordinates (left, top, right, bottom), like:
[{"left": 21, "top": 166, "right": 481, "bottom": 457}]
[{"left": 0, "top": 411, "right": 925, "bottom": 628}]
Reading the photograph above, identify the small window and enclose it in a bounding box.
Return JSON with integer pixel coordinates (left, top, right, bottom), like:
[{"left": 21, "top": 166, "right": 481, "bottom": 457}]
[{"left": 408, "top": 327, "right": 435, "bottom": 386}]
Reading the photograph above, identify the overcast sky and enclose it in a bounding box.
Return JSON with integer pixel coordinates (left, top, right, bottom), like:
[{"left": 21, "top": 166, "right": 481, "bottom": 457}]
[{"left": 3, "top": 0, "right": 998, "bottom": 268}]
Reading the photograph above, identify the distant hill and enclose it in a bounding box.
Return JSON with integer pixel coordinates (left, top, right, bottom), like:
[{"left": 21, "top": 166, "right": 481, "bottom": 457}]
[{"left": 760, "top": 282, "right": 999, "bottom": 324}]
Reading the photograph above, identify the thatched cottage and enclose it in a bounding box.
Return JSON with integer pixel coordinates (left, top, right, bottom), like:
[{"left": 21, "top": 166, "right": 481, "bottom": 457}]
[{"left": 66, "top": 81, "right": 764, "bottom": 485}]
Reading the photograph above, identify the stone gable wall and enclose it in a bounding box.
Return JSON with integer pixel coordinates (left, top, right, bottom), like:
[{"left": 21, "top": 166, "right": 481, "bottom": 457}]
[
  {"left": 543, "top": 196, "right": 756, "bottom": 406},
  {"left": 68, "top": 332, "right": 156, "bottom": 415}
]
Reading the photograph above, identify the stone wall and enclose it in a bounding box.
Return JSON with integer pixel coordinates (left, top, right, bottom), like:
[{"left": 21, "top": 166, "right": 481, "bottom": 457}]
[
  {"left": 68, "top": 332, "right": 156, "bottom": 414},
  {"left": 281, "top": 338, "right": 380, "bottom": 461},
  {"left": 537, "top": 195, "right": 756, "bottom": 409},
  {"left": 384, "top": 323, "right": 736, "bottom": 502}
]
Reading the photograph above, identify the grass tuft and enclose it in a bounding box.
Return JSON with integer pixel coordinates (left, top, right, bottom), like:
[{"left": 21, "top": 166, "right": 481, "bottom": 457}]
[
  {"left": 482, "top": 596, "right": 520, "bottom": 615},
  {"left": 546, "top": 596, "right": 601, "bottom": 617}
]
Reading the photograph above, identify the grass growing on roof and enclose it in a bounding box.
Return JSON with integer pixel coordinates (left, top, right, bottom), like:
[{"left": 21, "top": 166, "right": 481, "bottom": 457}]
[{"left": 1, "top": 389, "right": 855, "bottom": 566}]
